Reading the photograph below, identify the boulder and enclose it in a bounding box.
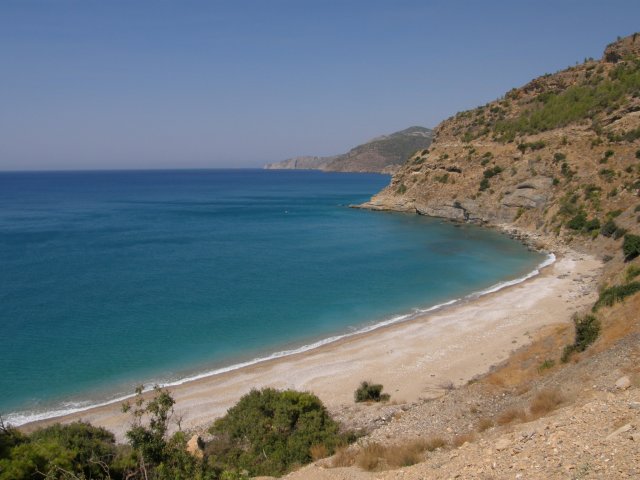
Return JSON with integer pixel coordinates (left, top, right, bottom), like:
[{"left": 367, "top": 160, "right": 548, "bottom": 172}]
[
  {"left": 186, "top": 434, "right": 204, "bottom": 458},
  {"left": 615, "top": 376, "right": 631, "bottom": 390}
]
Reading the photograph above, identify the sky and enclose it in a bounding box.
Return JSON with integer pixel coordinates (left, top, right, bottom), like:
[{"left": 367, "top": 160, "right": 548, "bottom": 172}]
[{"left": 1, "top": 1, "right": 639, "bottom": 171}]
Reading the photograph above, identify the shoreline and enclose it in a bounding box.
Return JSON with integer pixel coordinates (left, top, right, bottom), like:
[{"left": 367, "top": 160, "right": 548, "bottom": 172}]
[
  {"left": 19, "top": 240, "right": 603, "bottom": 441},
  {"left": 9, "top": 249, "right": 552, "bottom": 428}
]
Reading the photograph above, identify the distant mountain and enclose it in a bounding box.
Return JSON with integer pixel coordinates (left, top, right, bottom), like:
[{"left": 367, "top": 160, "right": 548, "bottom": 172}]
[{"left": 264, "top": 126, "right": 433, "bottom": 174}]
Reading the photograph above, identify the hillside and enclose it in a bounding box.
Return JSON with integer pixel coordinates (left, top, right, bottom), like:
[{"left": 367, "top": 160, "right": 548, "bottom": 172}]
[
  {"left": 264, "top": 126, "right": 433, "bottom": 174},
  {"left": 363, "top": 35, "right": 640, "bottom": 263}
]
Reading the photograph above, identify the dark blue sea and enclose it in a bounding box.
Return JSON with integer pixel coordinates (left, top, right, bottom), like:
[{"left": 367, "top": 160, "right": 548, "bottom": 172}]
[{"left": 0, "top": 169, "right": 547, "bottom": 424}]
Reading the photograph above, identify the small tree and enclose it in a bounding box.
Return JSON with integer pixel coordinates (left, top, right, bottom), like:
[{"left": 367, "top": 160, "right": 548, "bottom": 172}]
[{"left": 123, "top": 386, "right": 175, "bottom": 469}]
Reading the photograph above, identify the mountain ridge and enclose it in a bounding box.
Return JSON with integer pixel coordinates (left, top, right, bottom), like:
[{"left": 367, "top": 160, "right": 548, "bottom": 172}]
[{"left": 264, "top": 126, "right": 433, "bottom": 174}]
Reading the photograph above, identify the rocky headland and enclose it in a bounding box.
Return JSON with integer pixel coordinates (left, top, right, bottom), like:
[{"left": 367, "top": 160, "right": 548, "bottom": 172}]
[{"left": 264, "top": 126, "right": 433, "bottom": 174}]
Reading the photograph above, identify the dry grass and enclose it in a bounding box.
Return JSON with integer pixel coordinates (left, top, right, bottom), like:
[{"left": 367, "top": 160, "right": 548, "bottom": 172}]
[
  {"left": 476, "top": 417, "right": 494, "bottom": 432},
  {"left": 483, "top": 324, "right": 571, "bottom": 390},
  {"left": 331, "top": 446, "right": 356, "bottom": 467},
  {"left": 529, "top": 388, "right": 564, "bottom": 417},
  {"left": 355, "top": 443, "right": 385, "bottom": 471},
  {"left": 422, "top": 436, "right": 447, "bottom": 451},
  {"left": 496, "top": 407, "right": 527, "bottom": 425},
  {"left": 452, "top": 432, "right": 476, "bottom": 447},
  {"left": 590, "top": 295, "right": 640, "bottom": 353},
  {"left": 310, "top": 444, "right": 328, "bottom": 461},
  {"left": 612, "top": 415, "right": 632, "bottom": 430},
  {"left": 351, "top": 438, "right": 443, "bottom": 471}
]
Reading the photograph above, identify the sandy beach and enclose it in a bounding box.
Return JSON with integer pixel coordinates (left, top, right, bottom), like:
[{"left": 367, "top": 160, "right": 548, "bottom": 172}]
[{"left": 22, "top": 247, "right": 602, "bottom": 442}]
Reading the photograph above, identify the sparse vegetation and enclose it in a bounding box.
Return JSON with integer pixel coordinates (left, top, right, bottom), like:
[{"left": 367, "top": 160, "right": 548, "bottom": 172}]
[
  {"left": 593, "top": 282, "right": 640, "bottom": 311},
  {"left": 537, "top": 359, "right": 556, "bottom": 373},
  {"left": 625, "top": 264, "right": 640, "bottom": 282},
  {"left": 529, "top": 389, "right": 564, "bottom": 416},
  {"left": 494, "top": 60, "right": 640, "bottom": 141}
]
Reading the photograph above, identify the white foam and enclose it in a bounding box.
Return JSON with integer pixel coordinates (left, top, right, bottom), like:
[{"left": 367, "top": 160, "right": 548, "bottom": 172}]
[{"left": 6, "top": 252, "right": 555, "bottom": 427}]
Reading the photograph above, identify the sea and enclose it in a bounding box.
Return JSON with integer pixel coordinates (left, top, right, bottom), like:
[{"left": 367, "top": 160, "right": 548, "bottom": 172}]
[{"left": 0, "top": 169, "right": 548, "bottom": 425}]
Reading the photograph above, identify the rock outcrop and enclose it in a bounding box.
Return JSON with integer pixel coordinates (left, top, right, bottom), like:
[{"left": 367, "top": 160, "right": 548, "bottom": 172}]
[{"left": 361, "top": 33, "right": 640, "bottom": 261}]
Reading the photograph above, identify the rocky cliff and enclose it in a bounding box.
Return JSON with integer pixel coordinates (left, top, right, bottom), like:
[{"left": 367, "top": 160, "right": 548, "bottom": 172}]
[
  {"left": 363, "top": 33, "right": 640, "bottom": 261},
  {"left": 264, "top": 126, "right": 433, "bottom": 174}
]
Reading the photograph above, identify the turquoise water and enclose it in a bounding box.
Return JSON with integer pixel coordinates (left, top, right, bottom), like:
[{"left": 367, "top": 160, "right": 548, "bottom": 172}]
[{"left": 0, "top": 169, "right": 545, "bottom": 423}]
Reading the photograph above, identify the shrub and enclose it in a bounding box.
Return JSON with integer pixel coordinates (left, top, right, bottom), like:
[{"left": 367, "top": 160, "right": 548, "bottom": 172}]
[
  {"left": 0, "top": 422, "right": 117, "bottom": 480},
  {"left": 593, "top": 282, "right": 640, "bottom": 310},
  {"left": 476, "top": 418, "right": 494, "bottom": 432},
  {"left": 354, "top": 439, "right": 436, "bottom": 471},
  {"left": 567, "top": 212, "right": 587, "bottom": 230},
  {"left": 625, "top": 265, "right": 640, "bottom": 282},
  {"left": 496, "top": 408, "right": 527, "bottom": 425},
  {"left": 614, "top": 227, "right": 628, "bottom": 240},
  {"left": 599, "top": 168, "right": 616, "bottom": 182},
  {"left": 600, "top": 219, "right": 619, "bottom": 237},
  {"left": 623, "top": 234, "right": 640, "bottom": 260},
  {"left": 584, "top": 218, "right": 601, "bottom": 232},
  {"left": 396, "top": 183, "right": 407, "bottom": 194},
  {"left": 553, "top": 152, "right": 566, "bottom": 162},
  {"left": 562, "top": 313, "right": 600, "bottom": 361},
  {"left": 604, "top": 149, "right": 615, "bottom": 158},
  {"left": 208, "top": 388, "right": 347, "bottom": 477},
  {"left": 537, "top": 359, "right": 556, "bottom": 373},
  {"left": 354, "top": 381, "right": 389, "bottom": 403},
  {"left": 530, "top": 389, "right": 564, "bottom": 416},
  {"left": 573, "top": 314, "right": 600, "bottom": 351},
  {"left": 636, "top": 149, "right": 640, "bottom": 159},
  {"left": 483, "top": 166, "right": 503, "bottom": 178},
  {"left": 479, "top": 178, "right": 490, "bottom": 191}
]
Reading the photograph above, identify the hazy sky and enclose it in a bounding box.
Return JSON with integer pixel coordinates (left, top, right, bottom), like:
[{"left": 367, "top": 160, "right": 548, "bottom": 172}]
[{"left": 1, "top": 1, "right": 639, "bottom": 170}]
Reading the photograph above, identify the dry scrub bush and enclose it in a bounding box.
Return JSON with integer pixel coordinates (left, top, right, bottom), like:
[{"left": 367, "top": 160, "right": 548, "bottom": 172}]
[
  {"left": 530, "top": 389, "right": 564, "bottom": 417},
  {"left": 353, "top": 439, "right": 442, "bottom": 471},
  {"left": 331, "top": 446, "right": 356, "bottom": 467},
  {"left": 422, "top": 436, "right": 447, "bottom": 451},
  {"left": 356, "top": 443, "right": 385, "bottom": 470},
  {"left": 496, "top": 407, "right": 527, "bottom": 425},
  {"left": 477, "top": 417, "right": 494, "bottom": 432},
  {"left": 310, "top": 443, "right": 328, "bottom": 461},
  {"left": 453, "top": 432, "right": 476, "bottom": 447}
]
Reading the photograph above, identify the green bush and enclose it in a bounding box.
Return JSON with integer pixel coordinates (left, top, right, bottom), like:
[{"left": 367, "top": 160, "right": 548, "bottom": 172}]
[
  {"left": 0, "top": 422, "right": 117, "bottom": 480},
  {"left": 567, "top": 212, "right": 587, "bottom": 230},
  {"left": 479, "top": 178, "right": 490, "bottom": 191},
  {"left": 354, "top": 381, "right": 390, "bottom": 403},
  {"left": 623, "top": 234, "right": 640, "bottom": 260},
  {"left": 208, "top": 388, "right": 347, "bottom": 477},
  {"left": 599, "top": 168, "right": 616, "bottom": 182},
  {"left": 483, "top": 166, "right": 503, "bottom": 179},
  {"left": 562, "top": 314, "right": 600, "bottom": 362},
  {"left": 626, "top": 265, "right": 640, "bottom": 282},
  {"left": 593, "top": 282, "right": 640, "bottom": 311},
  {"left": 600, "top": 219, "right": 619, "bottom": 237},
  {"left": 584, "top": 218, "right": 601, "bottom": 232}
]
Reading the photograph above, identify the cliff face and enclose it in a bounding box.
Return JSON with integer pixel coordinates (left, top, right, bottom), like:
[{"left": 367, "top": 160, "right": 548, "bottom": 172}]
[
  {"left": 264, "top": 126, "right": 433, "bottom": 174},
  {"left": 363, "top": 33, "right": 640, "bottom": 257}
]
